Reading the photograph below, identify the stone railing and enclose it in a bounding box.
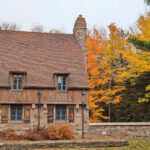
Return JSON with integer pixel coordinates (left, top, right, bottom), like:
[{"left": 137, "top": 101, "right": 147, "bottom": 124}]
[{"left": 88, "top": 122, "right": 150, "bottom": 139}]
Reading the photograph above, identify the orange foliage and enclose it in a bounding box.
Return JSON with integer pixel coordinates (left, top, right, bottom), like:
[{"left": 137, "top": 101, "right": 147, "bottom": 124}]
[
  {"left": 0, "top": 125, "right": 74, "bottom": 141},
  {"left": 88, "top": 13, "right": 150, "bottom": 122},
  {"left": 87, "top": 26, "right": 126, "bottom": 122},
  {"left": 47, "top": 124, "right": 74, "bottom": 140}
]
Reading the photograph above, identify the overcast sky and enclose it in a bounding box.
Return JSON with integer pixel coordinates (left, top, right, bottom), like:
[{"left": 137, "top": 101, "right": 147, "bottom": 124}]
[{"left": 0, "top": 0, "right": 148, "bottom": 33}]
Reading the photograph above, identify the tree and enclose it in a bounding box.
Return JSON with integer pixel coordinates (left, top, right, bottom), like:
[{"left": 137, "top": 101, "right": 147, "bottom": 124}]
[
  {"left": 128, "top": 38, "right": 150, "bottom": 51},
  {"left": 129, "top": 13, "right": 150, "bottom": 51},
  {"left": 144, "top": 0, "right": 150, "bottom": 5},
  {"left": 112, "top": 71, "right": 150, "bottom": 122},
  {"left": 87, "top": 28, "right": 108, "bottom": 122},
  {"left": 30, "top": 24, "right": 44, "bottom": 32},
  {"left": 125, "top": 13, "right": 150, "bottom": 103},
  {"left": 87, "top": 25, "right": 127, "bottom": 122},
  {"left": 0, "top": 22, "right": 21, "bottom": 31},
  {"left": 88, "top": 21, "right": 150, "bottom": 122},
  {"left": 49, "top": 29, "right": 64, "bottom": 33}
]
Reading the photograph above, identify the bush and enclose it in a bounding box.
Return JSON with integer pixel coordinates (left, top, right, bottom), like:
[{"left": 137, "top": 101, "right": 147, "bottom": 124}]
[
  {"left": 23, "top": 126, "right": 48, "bottom": 141},
  {"left": 0, "top": 124, "right": 74, "bottom": 141},
  {"left": 47, "top": 124, "right": 74, "bottom": 140},
  {"left": 0, "top": 130, "right": 24, "bottom": 141}
]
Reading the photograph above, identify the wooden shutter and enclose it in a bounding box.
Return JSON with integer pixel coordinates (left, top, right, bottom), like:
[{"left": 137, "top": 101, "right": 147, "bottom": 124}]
[
  {"left": 1, "top": 105, "right": 9, "bottom": 123},
  {"left": 24, "top": 105, "right": 31, "bottom": 123},
  {"left": 68, "top": 105, "right": 74, "bottom": 123},
  {"left": 48, "top": 105, "right": 54, "bottom": 123}
]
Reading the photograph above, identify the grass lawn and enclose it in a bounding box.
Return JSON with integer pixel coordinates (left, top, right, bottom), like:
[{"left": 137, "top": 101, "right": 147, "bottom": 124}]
[
  {"left": 33, "top": 140, "right": 150, "bottom": 150},
  {"left": 104, "top": 140, "right": 150, "bottom": 150}
]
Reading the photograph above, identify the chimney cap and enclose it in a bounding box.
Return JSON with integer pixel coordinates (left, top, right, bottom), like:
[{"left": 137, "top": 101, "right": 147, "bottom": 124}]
[
  {"left": 79, "top": 14, "right": 83, "bottom": 18},
  {"left": 73, "top": 14, "right": 86, "bottom": 33}
]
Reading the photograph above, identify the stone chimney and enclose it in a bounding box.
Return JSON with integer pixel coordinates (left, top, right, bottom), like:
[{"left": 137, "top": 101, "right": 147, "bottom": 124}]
[{"left": 73, "top": 15, "right": 87, "bottom": 66}]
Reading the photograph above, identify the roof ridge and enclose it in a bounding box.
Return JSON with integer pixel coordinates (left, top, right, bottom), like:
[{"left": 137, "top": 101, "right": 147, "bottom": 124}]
[{"left": 0, "top": 30, "right": 73, "bottom": 36}]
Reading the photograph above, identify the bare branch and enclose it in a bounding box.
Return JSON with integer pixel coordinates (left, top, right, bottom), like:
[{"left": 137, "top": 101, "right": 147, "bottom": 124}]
[
  {"left": 1, "top": 22, "right": 21, "bottom": 31},
  {"left": 30, "top": 24, "right": 44, "bottom": 32}
]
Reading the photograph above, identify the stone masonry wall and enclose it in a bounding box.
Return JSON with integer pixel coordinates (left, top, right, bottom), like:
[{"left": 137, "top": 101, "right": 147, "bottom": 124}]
[
  {"left": 88, "top": 123, "right": 150, "bottom": 139},
  {"left": 0, "top": 104, "right": 89, "bottom": 138}
]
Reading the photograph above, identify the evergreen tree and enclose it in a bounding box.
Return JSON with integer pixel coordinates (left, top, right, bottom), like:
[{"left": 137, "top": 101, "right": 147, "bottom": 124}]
[
  {"left": 144, "top": 0, "right": 150, "bottom": 5},
  {"left": 129, "top": 38, "right": 150, "bottom": 51},
  {"left": 129, "top": 13, "right": 150, "bottom": 51}
]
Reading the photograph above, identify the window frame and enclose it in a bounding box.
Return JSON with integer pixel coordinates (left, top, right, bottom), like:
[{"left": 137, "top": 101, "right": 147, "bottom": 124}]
[
  {"left": 55, "top": 105, "right": 66, "bottom": 121},
  {"left": 10, "top": 105, "right": 23, "bottom": 122},
  {"left": 12, "top": 75, "right": 23, "bottom": 91},
  {"left": 57, "top": 75, "right": 67, "bottom": 92}
]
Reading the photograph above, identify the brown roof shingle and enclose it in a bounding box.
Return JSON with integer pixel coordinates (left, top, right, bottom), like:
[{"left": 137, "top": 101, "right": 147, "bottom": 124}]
[{"left": 0, "top": 30, "right": 89, "bottom": 88}]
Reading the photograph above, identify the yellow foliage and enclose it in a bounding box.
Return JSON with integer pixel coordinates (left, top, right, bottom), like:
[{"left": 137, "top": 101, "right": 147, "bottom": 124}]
[
  {"left": 87, "top": 26, "right": 126, "bottom": 122},
  {"left": 136, "top": 13, "right": 150, "bottom": 41},
  {"left": 88, "top": 13, "right": 150, "bottom": 122}
]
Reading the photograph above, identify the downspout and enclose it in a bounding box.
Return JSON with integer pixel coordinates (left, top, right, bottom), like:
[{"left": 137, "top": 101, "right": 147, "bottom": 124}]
[
  {"left": 37, "top": 90, "right": 42, "bottom": 129},
  {"left": 81, "top": 90, "right": 85, "bottom": 138}
]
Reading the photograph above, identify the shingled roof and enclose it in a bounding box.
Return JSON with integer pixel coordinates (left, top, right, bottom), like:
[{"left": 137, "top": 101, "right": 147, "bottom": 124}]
[{"left": 0, "top": 30, "right": 89, "bottom": 89}]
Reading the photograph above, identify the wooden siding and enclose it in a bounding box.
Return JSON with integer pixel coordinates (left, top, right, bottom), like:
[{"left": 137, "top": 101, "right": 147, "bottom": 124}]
[{"left": 0, "top": 89, "right": 89, "bottom": 104}]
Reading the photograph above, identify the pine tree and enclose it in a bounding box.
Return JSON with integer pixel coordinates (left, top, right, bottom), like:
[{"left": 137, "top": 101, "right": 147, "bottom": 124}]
[{"left": 129, "top": 13, "right": 150, "bottom": 51}]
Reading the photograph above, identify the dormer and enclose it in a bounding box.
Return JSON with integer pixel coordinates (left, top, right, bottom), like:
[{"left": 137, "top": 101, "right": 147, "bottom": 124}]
[
  {"left": 53, "top": 73, "right": 70, "bottom": 92},
  {"left": 9, "top": 71, "right": 27, "bottom": 91}
]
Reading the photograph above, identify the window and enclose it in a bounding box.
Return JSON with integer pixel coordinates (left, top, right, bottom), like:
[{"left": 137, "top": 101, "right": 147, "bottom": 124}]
[
  {"left": 57, "top": 76, "right": 66, "bottom": 91},
  {"left": 10, "top": 105, "right": 23, "bottom": 121},
  {"left": 56, "top": 105, "right": 66, "bottom": 121},
  {"left": 13, "top": 75, "right": 23, "bottom": 91}
]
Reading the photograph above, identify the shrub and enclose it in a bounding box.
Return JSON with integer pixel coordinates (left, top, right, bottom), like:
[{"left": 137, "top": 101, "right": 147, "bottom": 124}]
[
  {"left": 47, "top": 124, "right": 74, "bottom": 140},
  {"left": 0, "top": 124, "right": 74, "bottom": 141},
  {"left": 0, "top": 130, "right": 24, "bottom": 141},
  {"left": 23, "top": 126, "right": 48, "bottom": 141}
]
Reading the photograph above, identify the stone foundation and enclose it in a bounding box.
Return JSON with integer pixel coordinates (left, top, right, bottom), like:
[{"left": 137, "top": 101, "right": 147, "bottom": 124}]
[
  {"left": 89, "top": 123, "right": 150, "bottom": 139},
  {"left": 0, "top": 104, "right": 89, "bottom": 138}
]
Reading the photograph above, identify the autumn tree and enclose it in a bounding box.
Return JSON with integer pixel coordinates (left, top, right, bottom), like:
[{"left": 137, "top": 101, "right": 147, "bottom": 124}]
[
  {"left": 119, "top": 14, "right": 150, "bottom": 81},
  {"left": 111, "top": 71, "right": 150, "bottom": 122},
  {"left": 108, "top": 13, "right": 150, "bottom": 121},
  {"left": 129, "top": 13, "right": 150, "bottom": 51},
  {"left": 87, "top": 25, "right": 127, "bottom": 122},
  {"left": 87, "top": 28, "right": 108, "bottom": 122},
  {"left": 132, "top": 13, "right": 150, "bottom": 103}
]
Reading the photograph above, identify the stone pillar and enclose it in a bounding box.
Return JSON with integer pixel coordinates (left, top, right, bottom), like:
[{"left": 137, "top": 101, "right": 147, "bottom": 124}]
[
  {"left": 30, "top": 104, "right": 48, "bottom": 128},
  {"left": 73, "top": 104, "right": 89, "bottom": 138},
  {"left": 41, "top": 104, "right": 48, "bottom": 127},
  {"left": 30, "top": 104, "right": 38, "bottom": 127}
]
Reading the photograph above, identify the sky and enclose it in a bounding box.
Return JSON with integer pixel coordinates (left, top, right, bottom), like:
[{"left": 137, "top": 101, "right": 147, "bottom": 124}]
[{"left": 0, "top": 0, "right": 148, "bottom": 33}]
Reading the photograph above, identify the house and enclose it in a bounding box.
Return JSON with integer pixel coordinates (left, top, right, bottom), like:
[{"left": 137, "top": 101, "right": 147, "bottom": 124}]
[{"left": 0, "top": 15, "right": 89, "bottom": 138}]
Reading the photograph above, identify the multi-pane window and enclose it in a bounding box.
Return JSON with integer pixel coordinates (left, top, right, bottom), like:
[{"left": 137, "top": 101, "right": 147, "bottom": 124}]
[
  {"left": 13, "top": 75, "right": 23, "bottom": 91},
  {"left": 10, "top": 105, "right": 22, "bottom": 121},
  {"left": 56, "top": 105, "right": 66, "bottom": 121},
  {"left": 57, "top": 76, "right": 66, "bottom": 91}
]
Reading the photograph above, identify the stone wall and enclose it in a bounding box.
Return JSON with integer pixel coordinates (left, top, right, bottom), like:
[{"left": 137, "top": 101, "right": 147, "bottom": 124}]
[
  {"left": 0, "top": 140, "right": 128, "bottom": 150},
  {"left": 88, "top": 123, "right": 150, "bottom": 139},
  {"left": 0, "top": 104, "right": 89, "bottom": 138}
]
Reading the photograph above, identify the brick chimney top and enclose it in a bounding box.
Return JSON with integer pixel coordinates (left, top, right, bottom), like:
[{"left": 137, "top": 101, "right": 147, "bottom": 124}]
[
  {"left": 73, "top": 15, "right": 86, "bottom": 33},
  {"left": 73, "top": 15, "right": 87, "bottom": 66},
  {"left": 79, "top": 14, "right": 82, "bottom": 18}
]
